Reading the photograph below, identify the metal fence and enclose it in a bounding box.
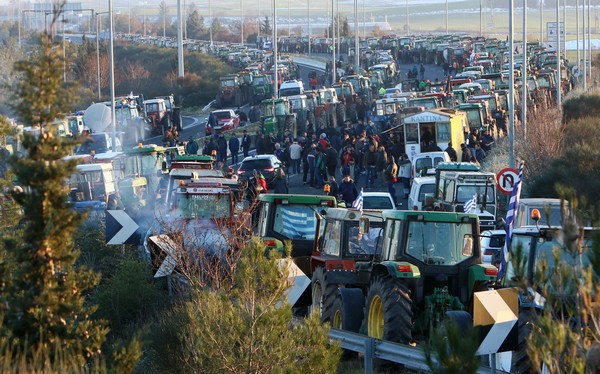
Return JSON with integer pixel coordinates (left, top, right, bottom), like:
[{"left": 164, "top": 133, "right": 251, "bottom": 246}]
[{"left": 329, "top": 329, "right": 508, "bottom": 374}]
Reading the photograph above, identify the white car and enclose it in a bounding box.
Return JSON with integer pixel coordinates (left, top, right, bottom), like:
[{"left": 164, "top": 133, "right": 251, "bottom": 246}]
[
  {"left": 362, "top": 192, "right": 396, "bottom": 210},
  {"left": 408, "top": 176, "right": 436, "bottom": 210},
  {"left": 411, "top": 151, "right": 451, "bottom": 179},
  {"left": 480, "top": 230, "right": 506, "bottom": 265}
]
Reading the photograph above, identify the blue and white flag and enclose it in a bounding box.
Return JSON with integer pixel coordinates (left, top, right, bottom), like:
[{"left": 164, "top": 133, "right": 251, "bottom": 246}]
[
  {"left": 463, "top": 193, "right": 478, "bottom": 214},
  {"left": 352, "top": 189, "right": 364, "bottom": 211},
  {"left": 498, "top": 161, "right": 525, "bottom": 280}
]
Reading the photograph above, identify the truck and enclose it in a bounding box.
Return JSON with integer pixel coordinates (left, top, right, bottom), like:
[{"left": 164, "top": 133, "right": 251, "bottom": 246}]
[
  {"left": 67, "top": 163, "right": 117, "bottom": 214},
  {"left": 321, "top": 210, "right": 500, "bottom": 347},
  {"left": 434, "top": 162, "right": 498, "bottom": 231}
]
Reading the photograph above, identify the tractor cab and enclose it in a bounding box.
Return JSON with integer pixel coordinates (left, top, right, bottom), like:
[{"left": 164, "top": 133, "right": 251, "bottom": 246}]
[
  {"left": 261, "top": 97, "right": 296, "bottom": 138},
  {"left": 67, "top": 163, "right": 116, "bottom": 213}
]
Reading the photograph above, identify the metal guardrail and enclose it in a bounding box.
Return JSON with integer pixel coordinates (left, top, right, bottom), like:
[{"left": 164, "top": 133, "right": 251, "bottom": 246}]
[{"left": 329, "top": 329, "right": 508, "bottom": 374}]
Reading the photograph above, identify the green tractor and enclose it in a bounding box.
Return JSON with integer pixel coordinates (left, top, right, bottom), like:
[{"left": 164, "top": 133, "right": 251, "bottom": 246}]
[
  {"left": 261, "top": 97, "right": 297, "bottom": 138},
  {"left": 250, "top": 74, "right": 273, "bottom": 105},
  {"left": 324, "top": 210, "right": 501, "bottom": 345}
]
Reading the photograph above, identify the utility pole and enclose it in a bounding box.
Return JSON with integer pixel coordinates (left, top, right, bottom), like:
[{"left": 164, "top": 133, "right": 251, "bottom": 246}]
[
  {"left": 241, "top": 0, "right": 244, "bottom": 44},
  {"left": 308, "top": 0, "right": 311, "bottom": 55},
  {"left": 480, "top": 0, "right": 483, "bottom": 36},
  {"left": 522, "top": 0, "right": 527, "bottom": 140},
  {"left": 177, "top": 0, "right": 184, "bottom": 77},
  {"left": 273, "top": 0, "right": 278, "bottom": 98},
  {"left": 332, "top": 0, "right": 336, "bottom": 84},
  {"left": 406, "top": 0, "right": 409, "bottom": 35},
  {"left": 577, "top": 0, "right": 580, "bottom": 73},
  {"left": 109, "top": 0, "right": 117, "bottom": 154},
  {"left": 583, "top": 0, "right": 587, "bottom": 91},
  {"left": 354, "top": 0, "right": 359, "bottom": 72},
  {"left": 509, "top": 0, "right": 515, "bottom": 169},
  {"left": 556, "top": 0, "right": 561, "bottom": 107},
  {"left": 446, "top": 0, "right": 449, "bottom": 34},
  {"left": 540, "top": 0, "right": 543, "bottom": 44}
]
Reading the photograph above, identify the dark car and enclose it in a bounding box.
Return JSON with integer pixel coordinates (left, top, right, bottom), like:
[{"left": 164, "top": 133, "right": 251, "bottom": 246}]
[{"left": 236, "top": 155, "right": 282, "bottom": 188}]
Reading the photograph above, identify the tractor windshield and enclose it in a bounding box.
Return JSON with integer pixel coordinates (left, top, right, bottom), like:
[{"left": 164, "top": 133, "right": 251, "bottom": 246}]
[
  {"left": 464, "top": 109, "right": 483, "bottom": 128},
  {"left": 456, "top": 185, "right": 495, "bottom": 204},
  {"left": 174, "top": 193, "right": 231, "bottom": 219},
  {"left": 272, "top": 204, "right": 319, "bottom": 240},
  {"left": 404, "top": 221, "right": 475, "bottom": 265}
]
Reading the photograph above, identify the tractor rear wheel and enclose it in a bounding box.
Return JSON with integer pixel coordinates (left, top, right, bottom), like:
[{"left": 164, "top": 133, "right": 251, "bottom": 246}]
[
  {"left": 365, "top": 275, "right": 412, "bottom": 344},
  {"left": 310, "top": 267, "right": 339, "bottom": 323},
  {"left": 336, "top": 102, "right": 346, "bottom": 125},
  {"left": 332, "top": 288, "right": 364, "bottom": 332}
]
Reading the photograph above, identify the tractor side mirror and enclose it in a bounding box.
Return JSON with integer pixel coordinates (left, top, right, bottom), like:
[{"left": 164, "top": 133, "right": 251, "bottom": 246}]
[
  {"left": 359, "top": 217, "right": 370, "bottom": 234},
  {"left": 462, "top": 235, "right": 474, "bottom": 257}
]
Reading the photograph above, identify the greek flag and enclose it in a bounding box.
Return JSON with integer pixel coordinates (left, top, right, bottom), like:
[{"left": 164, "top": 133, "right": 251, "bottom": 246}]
[
  {"left": 498, "top": 161, "right": 525, "bottom": 280},
  {"left": 352, "top": 189, "right": 364, "bottom": 211},
  {"left": 463, "top": 193, "right": 478, "bottom": 214}
]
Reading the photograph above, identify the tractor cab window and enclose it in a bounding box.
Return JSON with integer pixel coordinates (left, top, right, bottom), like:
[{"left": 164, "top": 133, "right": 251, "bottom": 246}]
[
  {"left": 322, "top": 219, "right": 342, "bottom": 256},
  {"left": 405, "top": 221, "right": 475, "bottom": 265},
  {"left": 456, "top": 185, "right": 495, "bottom": 204},
  {"left": 348, "top": 225, "right": 383, "bottom": 255},
  {"left": 174, "top": 193, "right": 231, "bottom": 219},
  {"left": 272, "top": 204, "right": 318, "bottom": 240},
  {"left": 146, "top": 103, "right": 159, "bottom": 113}
]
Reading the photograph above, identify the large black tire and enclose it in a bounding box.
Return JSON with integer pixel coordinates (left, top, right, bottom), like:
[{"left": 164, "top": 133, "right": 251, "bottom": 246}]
[
  {"left": 364, "top": 275, "right": 413, "bottom": 344},
  {"left": 512, "top": 306, "right": 534, "bottom": 374},
  {"left": 336, "top": 102, "right": 346, "bottom": 125},
  {"left": 348, "top": 104, "right": 358, "bottom": 123},
  {"left": 310, "top": 267, "right": 339, "bottom": 323},
  {"left": 331, "top": 288, "right": 364, "bottom": 332}
]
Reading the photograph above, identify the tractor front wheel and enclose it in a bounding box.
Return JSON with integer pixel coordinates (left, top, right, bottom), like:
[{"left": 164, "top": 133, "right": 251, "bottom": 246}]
[
  {"left": 364, "top": 275, "right": 412, "bottom": 344},
  {"left": 310, "top": 266, "right": 339, "bottom": 323}
]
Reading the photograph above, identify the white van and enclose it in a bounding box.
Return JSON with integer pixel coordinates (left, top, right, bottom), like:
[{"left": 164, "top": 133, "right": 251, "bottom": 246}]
[
  {"left": 279, "top": 80, "right": 304, "bottom": 97},
  {"left": 411, "top": 151, "right": 451, "bottom": 179},
  {"left": 407, "top": 176, "right": 436, "bottom": 210}
]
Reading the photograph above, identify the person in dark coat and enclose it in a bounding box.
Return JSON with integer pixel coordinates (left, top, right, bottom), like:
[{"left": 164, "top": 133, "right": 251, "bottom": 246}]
[
  {"left": 338, "top": 174, "right": 358, "bottom": 205},
  {"left": 216, "top": 134, "right": 228, "bottom": 163},
  {"left": 325, "top": 144, "right": 338, "bottom": 180},
  {"left": 460, "top": 143, "right": 472, "bottom": 162},
  {"left": 185, "top": 136, "right": 199, "bottom": 155},
  {"left": 445, "top": 142, "right": 458, "bottom": 162},
  {"left": 242, "top": 130, "right": 251, "bottom": 158},
  {"left": 272, "top": 168, "right": 288, "bottom": 193},
  {"left": 255, "top": 133, "right": 267, "bottom": 155},
  {"left": 326, "top": 176, "right": 339, "bottom": 198},
  {"left": 229, "top": 133, "right": 240, "bottom": 165}
]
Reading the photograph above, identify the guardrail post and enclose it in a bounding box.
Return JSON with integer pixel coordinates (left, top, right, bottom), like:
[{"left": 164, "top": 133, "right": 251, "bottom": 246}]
[{"left": 364, "top": 337, "right": 374, "bottom": 374}]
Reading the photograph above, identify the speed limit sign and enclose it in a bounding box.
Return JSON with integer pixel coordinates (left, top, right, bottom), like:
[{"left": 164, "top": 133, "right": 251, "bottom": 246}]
[{"left": 496, "top": 168, "right": 519, "bottom": 195}]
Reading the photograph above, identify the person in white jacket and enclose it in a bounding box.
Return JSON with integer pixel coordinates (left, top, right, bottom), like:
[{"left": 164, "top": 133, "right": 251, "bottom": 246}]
[
  {"left": 289, "top": 140, "right": 303, "bottom": 175},
  {"left": 397, "top": 153, "right": 412, "bottom": 199}
]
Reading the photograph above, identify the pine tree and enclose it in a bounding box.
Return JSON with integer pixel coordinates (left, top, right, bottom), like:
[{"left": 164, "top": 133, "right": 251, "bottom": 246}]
[
  {"left": 0, "top": 28, "right": 108, "bottom": 361},
  {"left": 186, "top": 9, "right": 206, "bottom": 39},
  {"left": 261, "top": 16, "right": 272, "bottom": 35}
]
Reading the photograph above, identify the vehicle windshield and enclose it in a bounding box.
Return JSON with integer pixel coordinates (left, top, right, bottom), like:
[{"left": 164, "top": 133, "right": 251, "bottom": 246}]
[
  {"left": 456, "top": 185, "right": 495, "bottom": 204},
  {"left": 464, "top": 109, "right": 483, "bottom": 127},
  {"left": 221, "top": 79, "right": 236, "bottom": 87},
  {"left": 254, "top": 76, "right": 267, "bottom": 85},
  {"left": 77, "top": 134, "right": 108, "bottom": 154},
  {"left": 272, "top": 204, "right": 319, "bottom": 240},
  {"left": 505, "top": 233, "right": 593, "bottom": 282},
  {"left": 174, "top": 192, "right": 231, "bottom": 219},
  {"left": 404, "top": 221, "right": 475, "bottom": 265},
  {"left": 125, "top": 154, "right": 160, "bottom": 176},
  {"left": 214, "top": 111, "right": 232, "bottom": 120},
  {"left": 363, "top": 196, "right": 394, "bottom": 210},
  {"left": 348, "top": 225, "right": 384, "bottom": 255},
  {"left": 417, "top": 183, "right": 436, "bottom": 203},
  {"left": 145, "top": 103, "right": 160, "bottom": 113}
]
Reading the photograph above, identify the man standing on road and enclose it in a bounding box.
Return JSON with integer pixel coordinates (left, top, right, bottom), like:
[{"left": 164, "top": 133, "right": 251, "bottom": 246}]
[
  {"left": 242, "top": 130, "right": 251, "bottom": 157},
  {"left": 398, "top": 154, "right": 411, "bottom": 199},
  {"left": 289, "top": 139, "right": 302, "bottom": 175},
  {"left": 216, "top": 134, "right": 228, "bottom": 163},
  {"left": 229, "top": 133, "right": 240, "bottom": 165}
]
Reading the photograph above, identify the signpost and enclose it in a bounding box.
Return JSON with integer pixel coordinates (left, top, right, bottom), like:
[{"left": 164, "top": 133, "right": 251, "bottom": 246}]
[
  {"left": 496, "top": 168, "right": 519, "bottom": 195},
  {"left": 546, "top": 21, "right": 565, "bottom": 51},
  {"left": 106, "top": 210, "right": 139, "bottom": 245}
]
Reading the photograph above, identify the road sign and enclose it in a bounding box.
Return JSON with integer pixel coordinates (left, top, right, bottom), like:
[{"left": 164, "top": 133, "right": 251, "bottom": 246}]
[
  {"left": 277, "top": 259, "right": 311, "bottom": 308},
  {"left": 546, "top": 21, "right": 565, "bottom": 51},
  {"left": 149, "top": 234, "right": 180, "bottom": 278},
  {"left": 496, "top": 168, "right": 519, "bottom": 195},
  {"left": 106, "top": 210, "right": 139, "bottom": 245},
  {"left": 474, "top": 288, "right": 519, "bottom": 355}
]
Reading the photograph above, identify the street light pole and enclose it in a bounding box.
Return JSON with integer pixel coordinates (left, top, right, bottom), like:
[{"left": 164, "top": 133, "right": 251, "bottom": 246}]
[
  {"left": 446, "top": 0, "right": 449, "bottom": 33},
  {"left": 480, "top": 0, "right": 483, "bottom": 36},
  {"left": 406, "top": 0, "right": 409, "bottom": 35},
  {"left": 587, "top": 0, "right": 591, "bottom": 79},
  {"left": 177, "top": 0, "right": 184, "bottom": 77},
  {"left": 109, "top": 0, "right": 117, "bottom": 153},
  {"left": 273, "top": 0, "right": 278, "bottom": 98},
  {"left": 522, "top": 0, "right": 527, "bottom": 140},
  {"left": 576, "top": 0, "right": 580, "bottom": 72},
  {"left": 288, "top": 0, "right": 291, "bottom": 36},
  {"left": 241, "top": 0, "right": 244, "bottom": 44},
  {"left": 332, "top": 0, "right": 336, "bottom": 84},
  {"left": 209, "top": 0, "right": 213, "bottom": 45},
  {"left": 509, "top": 0, "right": 515, "bottom": 168},
  {"left": 308, "top": 0, "right": 311, "bottom": 55},
  {"left": 540, "top": 0, "right": 543, "bottom": 44},
  {"left": 354, "top": 0, "right": 359, "bottom": 72},
  {"left": 96, "top": 12, "right": 108, "bottom": 101},
  {"left": 556, "top": 0, "right": 561, "bottom": 107},
  {"left": 583, "top": 0, "right": 587, "bottom": 90}
]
